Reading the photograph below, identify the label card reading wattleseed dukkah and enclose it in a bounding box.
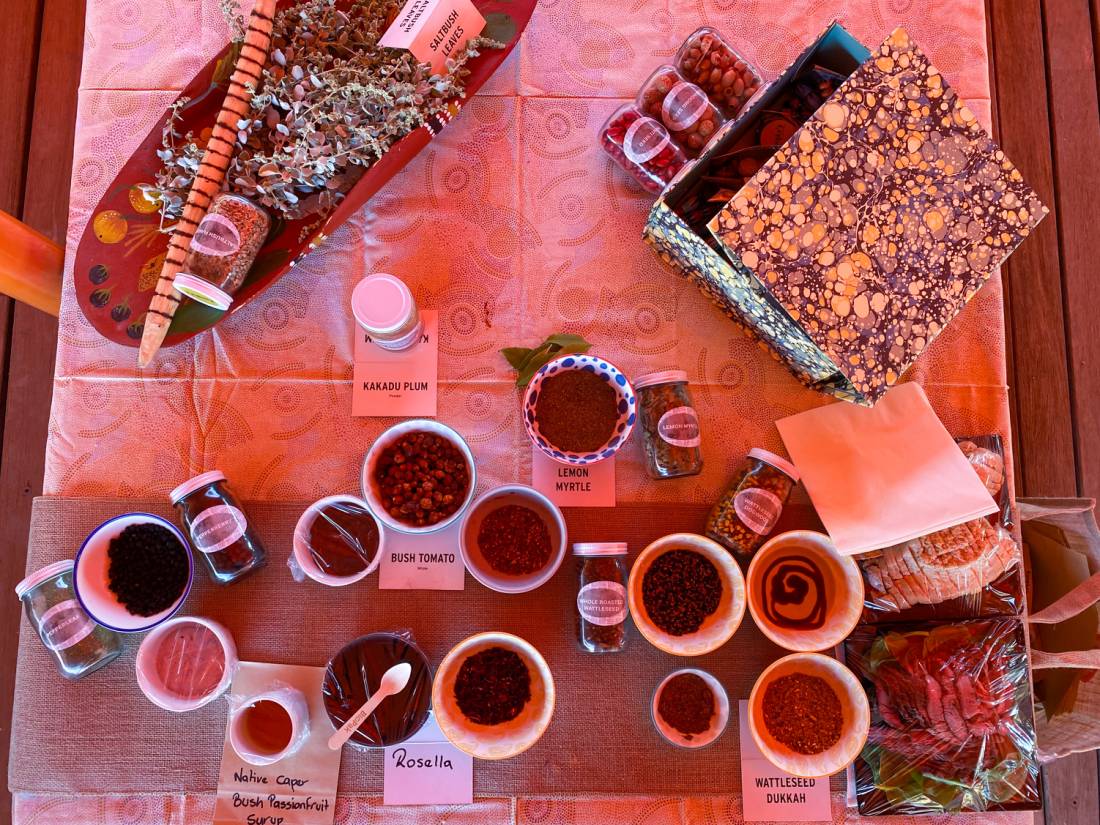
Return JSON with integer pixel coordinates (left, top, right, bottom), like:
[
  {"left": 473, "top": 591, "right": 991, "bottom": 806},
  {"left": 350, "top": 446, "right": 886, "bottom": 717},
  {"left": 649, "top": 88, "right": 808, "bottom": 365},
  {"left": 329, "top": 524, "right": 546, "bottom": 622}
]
[
  {"left": 738, "top": 701, "right": 831, "bottom": 822},
  {"left": 531, "top": 449, "right": 616, "bottom": 507},
  {"left": 352, "top": 310, "right": 438, "bottom": 418},
  {"left": 378, "top": 0, "right": 485, "bottom": 74}
]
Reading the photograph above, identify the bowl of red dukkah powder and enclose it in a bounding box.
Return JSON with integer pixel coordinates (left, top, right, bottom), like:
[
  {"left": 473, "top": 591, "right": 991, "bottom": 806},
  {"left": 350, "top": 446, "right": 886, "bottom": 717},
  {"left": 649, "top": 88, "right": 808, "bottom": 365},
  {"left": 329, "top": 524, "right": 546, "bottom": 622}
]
[
  {"left": 522, "top": 354, "right": 636, "bottom": 465},
  {"left": 651, "top": 668, "right": 730, "bottom": 748},
  {"left": 432, "top": 631, "right": 555, "bottom": 760},
  {"left": 748, "top": 652, "right": 870, "bottom": 777},
  {"left": 460, "top": 484, "right": 567, "bottom": 593}
]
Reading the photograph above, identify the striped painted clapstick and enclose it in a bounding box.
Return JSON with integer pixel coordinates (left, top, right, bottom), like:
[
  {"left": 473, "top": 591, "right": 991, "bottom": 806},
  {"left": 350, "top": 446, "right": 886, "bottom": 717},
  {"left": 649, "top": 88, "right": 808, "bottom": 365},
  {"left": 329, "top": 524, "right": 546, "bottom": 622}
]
[{"left": 138, "top": 0, "right": 278, "bottom": 367}]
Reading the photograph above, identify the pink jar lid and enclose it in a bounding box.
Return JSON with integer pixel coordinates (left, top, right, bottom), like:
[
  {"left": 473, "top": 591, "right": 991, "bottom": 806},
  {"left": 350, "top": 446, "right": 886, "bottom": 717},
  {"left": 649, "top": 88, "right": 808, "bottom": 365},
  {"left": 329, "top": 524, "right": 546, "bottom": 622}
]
[
  {"left": 170, "top": 470, "right": 227, "bottom": 505},
  {"left": 634, "top": 369, "right": 689, "bottom": 390},
  {"left": 15, "top": 559, "right": 74, "bottom": 599},
  {"left": 573, "top": 542, "right": 628, "bottom": 556},
  {"left": 748, "top": 448, "right": 800, "bottom": 483},
  {"left": 174, "top": 273, "right": 233, "bottom": 311},
  {"left": 351, "top": 274, "right": 415, "bottom": 334}
]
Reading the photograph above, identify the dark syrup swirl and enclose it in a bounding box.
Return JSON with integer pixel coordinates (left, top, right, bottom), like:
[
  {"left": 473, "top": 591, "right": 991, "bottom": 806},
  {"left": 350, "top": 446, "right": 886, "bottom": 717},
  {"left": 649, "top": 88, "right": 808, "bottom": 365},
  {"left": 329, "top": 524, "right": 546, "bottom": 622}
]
[{"left": 761, "top": 555, "right": 827, "bottom": 630}]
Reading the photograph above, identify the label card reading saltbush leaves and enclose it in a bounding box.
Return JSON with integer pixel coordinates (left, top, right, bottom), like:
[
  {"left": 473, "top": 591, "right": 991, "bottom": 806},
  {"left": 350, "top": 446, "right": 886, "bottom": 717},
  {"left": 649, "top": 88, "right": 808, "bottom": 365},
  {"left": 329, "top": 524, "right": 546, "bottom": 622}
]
[
  {"left": 531, "top": 449, "right": 616, "bottom": 507},
  {"left": 379, "top": 516, "right": 466, "bottom": 590},
  {"left": 737, "top": 701, "right": 831, "bottom": 822},
  {"left": 383, "top": 713, "right": 473, "bottom": 805},
  {"left": 379, "top": 0, "right": 486, "bottom": 74},
  {"left": 352, "top": 311, "right": 438, "bottom": 418}
]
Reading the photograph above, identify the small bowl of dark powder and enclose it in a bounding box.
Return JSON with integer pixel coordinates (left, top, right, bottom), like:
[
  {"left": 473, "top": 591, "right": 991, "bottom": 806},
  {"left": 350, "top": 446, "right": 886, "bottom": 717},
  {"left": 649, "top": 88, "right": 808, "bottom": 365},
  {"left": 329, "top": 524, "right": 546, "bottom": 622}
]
[
  {"left": 652, "top": 668, "right": 730, "bottom": 749},
  {"left": 460, "top": 485, "right": 567, "bottom": 593},
  {"left": 74, "top": 513, "right": 193, "bottom": 632},
  {"left": 432, "top": 631, "right": 555, "bottom": 760},
  {"left": 628, "top": 533, "right": 745, "bottom": 656}
]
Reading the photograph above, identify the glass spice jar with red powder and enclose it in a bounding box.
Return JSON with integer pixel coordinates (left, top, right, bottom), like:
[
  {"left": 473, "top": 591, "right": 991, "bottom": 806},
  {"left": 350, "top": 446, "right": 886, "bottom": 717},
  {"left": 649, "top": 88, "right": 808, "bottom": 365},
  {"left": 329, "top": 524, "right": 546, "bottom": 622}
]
[
  {"left": 575, "top": 542, "right": 628, "bottom": 653},
  {"left": 170, "top": 471, "right": 267, "bottom": 585},
  {"left": 599, "top": 103, "right": 687, "bottom": 193}
]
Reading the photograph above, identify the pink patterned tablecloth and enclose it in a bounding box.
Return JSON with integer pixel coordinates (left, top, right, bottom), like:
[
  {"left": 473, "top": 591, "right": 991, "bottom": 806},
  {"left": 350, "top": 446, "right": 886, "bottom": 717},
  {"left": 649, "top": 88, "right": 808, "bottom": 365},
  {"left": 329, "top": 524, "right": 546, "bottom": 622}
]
[{"left": 22, "top": 0, "right": 1027, "bottom": 823}]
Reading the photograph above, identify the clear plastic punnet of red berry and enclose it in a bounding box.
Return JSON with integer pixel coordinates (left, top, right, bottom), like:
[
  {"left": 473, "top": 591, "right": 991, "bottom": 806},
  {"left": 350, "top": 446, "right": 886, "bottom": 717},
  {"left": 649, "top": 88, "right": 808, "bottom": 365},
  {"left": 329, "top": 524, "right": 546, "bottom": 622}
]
[
  {"left": 675, "top": 27, "right": 762, "bottom": 119},
  {"left": 598, "top": 103, "right": 688, "bottom": 194},
  {"left": 636, "top": 65, "right": 725, "bottom": 158}
]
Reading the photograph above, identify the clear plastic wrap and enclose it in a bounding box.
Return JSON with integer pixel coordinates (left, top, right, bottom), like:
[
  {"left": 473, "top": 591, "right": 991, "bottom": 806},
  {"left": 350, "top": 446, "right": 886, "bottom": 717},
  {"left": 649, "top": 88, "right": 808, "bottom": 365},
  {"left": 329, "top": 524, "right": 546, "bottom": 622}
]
[
  {"left": 136, "top": 615, "right": 238, "bottom": 712},
  {"left": 321, "top": 630, "right": 432, "bottom": 748},
  {"left": 291, "top": 496, "right": 383, "bottom": 586},
  {"left": 635, "top": 65, "right": 724, "bottom": 158},
  {"left": 955, "top": 434, "right": 1013, "bottom": 528},
  {"left": 845, "top": 619, "right": 1041, "bottom": 815},
  {"left": 227, "top": 683, "right": 311, "bottom": 766}
]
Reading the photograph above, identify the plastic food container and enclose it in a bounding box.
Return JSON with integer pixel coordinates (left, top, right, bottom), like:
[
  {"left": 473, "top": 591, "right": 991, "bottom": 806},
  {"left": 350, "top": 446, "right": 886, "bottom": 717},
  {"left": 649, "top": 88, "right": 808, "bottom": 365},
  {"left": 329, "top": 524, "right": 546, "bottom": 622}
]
[
  {"left": 136, "top": 615, "right": 238, "bottom": 711},
  {"left": 292, "top": 494, "right": 384, "bottom": 586},
  {"left": 675, "top": 27, "right": 762, "bottom": 118},
  {"left": 351, "top": 273, "right": 423, "bottom": 351},
  {"left": 229, "top": 685, "right": 311, "bottom": 766},
  {"left": 599, "top": 103, "right": 688, "bottom": 193},
  {"left": 636, "top": 65, "right": 724, "bottom": 157},
  {"left": 16, "top": 560, "right": 122, "bottom": 680}
]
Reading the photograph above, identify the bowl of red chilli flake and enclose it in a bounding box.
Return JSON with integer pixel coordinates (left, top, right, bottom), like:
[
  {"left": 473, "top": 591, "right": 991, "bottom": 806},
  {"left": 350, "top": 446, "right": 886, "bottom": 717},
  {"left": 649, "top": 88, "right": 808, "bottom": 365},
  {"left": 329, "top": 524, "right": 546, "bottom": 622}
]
[
  {"left": 432, "top": 631, "right": 555, "bottom": 760},
  {"left": 522, "top": 354, "right": 636, "bottom": 465},
  {"left": 748, "top": 652, "right": 869, "bottom": 778},
  {"left": 460, "top": 485, "right": 567, "bottom": 593}
]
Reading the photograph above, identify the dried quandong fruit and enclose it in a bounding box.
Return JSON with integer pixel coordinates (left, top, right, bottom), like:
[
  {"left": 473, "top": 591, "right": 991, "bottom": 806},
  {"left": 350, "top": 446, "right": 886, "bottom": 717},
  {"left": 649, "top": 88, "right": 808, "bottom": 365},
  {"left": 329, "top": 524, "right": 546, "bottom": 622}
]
[{"left": 675, "top": 27, "right": 762, "bottom": 118}]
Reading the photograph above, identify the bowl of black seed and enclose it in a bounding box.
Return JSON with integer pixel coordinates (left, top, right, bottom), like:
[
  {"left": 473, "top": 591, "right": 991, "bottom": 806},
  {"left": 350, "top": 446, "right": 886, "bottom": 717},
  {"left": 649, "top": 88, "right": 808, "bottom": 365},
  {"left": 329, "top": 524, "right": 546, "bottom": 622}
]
[
  {"left": 431, "top": 631, "right": 555, "bottom": 760},
  {"left": 627, "top": 533, "right": 745, "bottom": 656},
  {"left": 74, "top": 513, "right": 193, "bottom": 632}
]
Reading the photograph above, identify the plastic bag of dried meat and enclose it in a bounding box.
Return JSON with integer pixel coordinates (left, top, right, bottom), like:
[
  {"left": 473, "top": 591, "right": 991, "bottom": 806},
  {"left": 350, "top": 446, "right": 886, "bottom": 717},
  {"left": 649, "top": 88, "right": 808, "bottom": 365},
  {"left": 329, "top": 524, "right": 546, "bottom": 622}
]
[{"left": 845, "top": 619, "right": 1041, "bottom": 815}]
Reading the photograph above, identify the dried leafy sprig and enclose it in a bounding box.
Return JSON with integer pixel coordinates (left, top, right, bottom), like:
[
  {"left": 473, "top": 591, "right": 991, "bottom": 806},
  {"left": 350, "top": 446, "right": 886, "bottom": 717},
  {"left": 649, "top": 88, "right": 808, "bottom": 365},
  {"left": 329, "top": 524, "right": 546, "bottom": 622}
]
[
  {"left": 502, "top": 333, "right": 594, "bottom": 388},
  {"left": 145, "top": 0, "right": 502, "bottom": 222}
]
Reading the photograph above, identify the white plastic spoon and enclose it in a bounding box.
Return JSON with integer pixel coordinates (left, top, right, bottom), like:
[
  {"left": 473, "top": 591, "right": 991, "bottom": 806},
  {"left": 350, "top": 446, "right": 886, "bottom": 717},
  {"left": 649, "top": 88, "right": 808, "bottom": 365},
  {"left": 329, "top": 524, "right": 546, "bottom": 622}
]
[{"left": 327, "top": 661, "right": 413, "bottom": 750}]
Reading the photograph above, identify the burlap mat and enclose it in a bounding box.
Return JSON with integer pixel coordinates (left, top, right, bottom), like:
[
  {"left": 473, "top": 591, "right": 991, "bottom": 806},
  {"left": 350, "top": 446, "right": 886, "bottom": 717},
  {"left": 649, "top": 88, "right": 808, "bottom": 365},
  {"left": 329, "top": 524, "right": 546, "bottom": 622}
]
[{"left": 10, "top": 497, "right": 826, "bottom": 796}]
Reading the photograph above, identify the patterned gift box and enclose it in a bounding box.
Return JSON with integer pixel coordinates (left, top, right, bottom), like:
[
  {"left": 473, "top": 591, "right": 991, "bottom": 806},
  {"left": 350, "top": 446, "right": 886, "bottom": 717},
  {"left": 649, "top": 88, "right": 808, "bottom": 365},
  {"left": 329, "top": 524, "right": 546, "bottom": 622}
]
[{"left": 645, "top": 23, "right": 1047, "bottom": 405}]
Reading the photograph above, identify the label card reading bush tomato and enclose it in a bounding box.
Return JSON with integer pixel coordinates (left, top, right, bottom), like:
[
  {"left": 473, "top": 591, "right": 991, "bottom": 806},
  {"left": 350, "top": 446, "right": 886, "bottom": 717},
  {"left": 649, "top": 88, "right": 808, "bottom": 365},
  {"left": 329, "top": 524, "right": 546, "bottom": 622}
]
[
  {"left": 531, "top": 449, "right": 616, "bottom": 507},
  {"left": 379, "top": 0, "right": 485, "bottom": 74},
  {"left": 352, "top": 311, "right": 438, "bottom": 418},
  {"left": 738, "top": 701, "right": 831, "bottom": 822},
  {"left": 383, "top": 713, "right": 472, "bottom": 805},
  {"left": 379, "top": 516, "right": 465, "bottom": 590}
]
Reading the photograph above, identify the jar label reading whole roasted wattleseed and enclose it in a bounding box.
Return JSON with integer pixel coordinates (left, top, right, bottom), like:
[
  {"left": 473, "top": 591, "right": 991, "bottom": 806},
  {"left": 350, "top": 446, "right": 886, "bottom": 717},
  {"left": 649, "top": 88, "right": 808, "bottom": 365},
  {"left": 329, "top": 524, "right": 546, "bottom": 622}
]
[
  {"left": 661, "top": 81, "right": 708, "bottom": 131},
  {"left": 189, "top": 504, "right": 248, "bottom": 554},
  {"left": 623, "top": 117, "right": 671, "bottom": 164},
  {"left": 657, "top": 406, "right": 701, "bottom": 448},
  {"left": 577, "top": 581, "right": 627, "bottom": 626},
  {"left": 38, "top": 599, "right": 96, "bottom": 651},
  {"left": 734, "top": 487, "right": 782, "bottom": 535},
  {"left": 190, "top": 213, "right": 241, "bottom": 257}
]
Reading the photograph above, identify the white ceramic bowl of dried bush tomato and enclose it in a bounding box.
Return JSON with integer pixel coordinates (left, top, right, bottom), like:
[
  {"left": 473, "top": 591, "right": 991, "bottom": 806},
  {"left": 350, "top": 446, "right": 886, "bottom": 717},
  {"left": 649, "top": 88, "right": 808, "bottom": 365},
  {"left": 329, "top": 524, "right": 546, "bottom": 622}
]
[{"left": 361, "top": 420, "right": 477, "bottom": 534}]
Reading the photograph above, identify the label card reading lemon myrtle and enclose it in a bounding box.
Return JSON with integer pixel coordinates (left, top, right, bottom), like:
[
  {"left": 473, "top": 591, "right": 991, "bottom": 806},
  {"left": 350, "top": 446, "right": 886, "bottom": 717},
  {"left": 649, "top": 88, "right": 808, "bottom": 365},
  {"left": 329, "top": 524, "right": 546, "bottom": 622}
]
[
  {"left": 531, "top": 449, "right": 616, "bottom": 507},
  {"left": 352, "top": 311, "right": 438, "bottom": 418}
]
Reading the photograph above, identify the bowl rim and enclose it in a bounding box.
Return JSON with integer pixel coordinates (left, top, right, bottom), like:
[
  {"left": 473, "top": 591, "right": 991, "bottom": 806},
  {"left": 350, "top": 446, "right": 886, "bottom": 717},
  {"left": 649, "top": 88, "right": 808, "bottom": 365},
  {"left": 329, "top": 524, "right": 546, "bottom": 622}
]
[
  {"left": 292, "top": 494, "right": 385, "bottom": 586},
  {"left": 746, "top": 529, "right": 864, "bottom": 652},
  {"left": 650, "top": 667, "right": 731, "bottom": 749},
  {"left": 73, "top": 512, "right": 194, "bottom": 633},
  {"left": 360, "top": 419, "right": 478, "bottom": 534},
  {"left": 521, "top": 353, "right": 636, "bottom": 466},
  {"left": 627, "top": 532, "right": 746, "bottom": 656},
  {"left": 431, "top": 630, "right": 556, "bottom": 760},
  {"left": 458, "top": 484, "right": 568, "bottom": 593},
  {"left": 135, "top": 615, "right": 238, "bottom": 712},
  {"left": 747, "top": 651, "right": 870, "bottom": 778}
]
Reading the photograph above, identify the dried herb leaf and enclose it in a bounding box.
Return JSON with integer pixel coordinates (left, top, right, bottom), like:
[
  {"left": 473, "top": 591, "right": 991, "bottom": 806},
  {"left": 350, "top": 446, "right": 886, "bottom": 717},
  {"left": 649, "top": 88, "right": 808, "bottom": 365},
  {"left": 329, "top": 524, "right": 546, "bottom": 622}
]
[{"left": 501, "top": 333, "right": 593, "bottom": 387}]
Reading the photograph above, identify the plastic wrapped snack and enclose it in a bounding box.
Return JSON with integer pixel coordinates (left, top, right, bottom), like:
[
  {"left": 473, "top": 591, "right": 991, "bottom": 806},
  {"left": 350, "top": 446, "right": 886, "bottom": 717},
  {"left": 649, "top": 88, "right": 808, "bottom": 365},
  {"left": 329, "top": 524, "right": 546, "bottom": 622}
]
[
  {"left": 845, "top": 619, "right": 1041, "bottom": 815},
  {"left": 955, "top": 434, "right": 1012, "bottom": 528}
]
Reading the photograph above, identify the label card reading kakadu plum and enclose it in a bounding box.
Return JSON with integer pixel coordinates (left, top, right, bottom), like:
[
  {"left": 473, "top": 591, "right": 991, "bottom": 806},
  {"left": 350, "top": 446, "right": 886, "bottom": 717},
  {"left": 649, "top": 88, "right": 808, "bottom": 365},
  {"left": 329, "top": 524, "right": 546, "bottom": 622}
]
[
  {"left": 531, "top": 449, "right": 616, "bottom": 507},
  {"left": 352, "top": 310, "right": 438, "bottom": 418},
  {"left": 379, "top": 515, "right": 466, "bottom": 590},
  {"left": 738, "top": 701, "right": 831, "bottom": 823},
  {"left": 378, "top": 0, "right": 486, "bottom": 74},
  {"left": 383, "top": 713, "right": 473, "bottom": 805}
]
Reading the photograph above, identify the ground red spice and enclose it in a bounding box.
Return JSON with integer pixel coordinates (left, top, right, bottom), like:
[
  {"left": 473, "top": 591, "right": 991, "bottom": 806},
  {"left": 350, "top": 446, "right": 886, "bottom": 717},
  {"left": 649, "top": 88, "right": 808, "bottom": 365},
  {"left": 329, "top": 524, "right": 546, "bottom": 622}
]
[
  {"left": 477, "top": 504, "right": 552, "bottom": 575},
  {"left": 658, "top": 673, "right": 715, "bottom": 739},
  {"left": 762, "top": 673, "right": 842, "bottom": 755},
  {"left": 535, "top": 370, "right": 618, "bottom": 453},
  {"left": 454, "top": 647, "right": 531, "bottom": 726}
]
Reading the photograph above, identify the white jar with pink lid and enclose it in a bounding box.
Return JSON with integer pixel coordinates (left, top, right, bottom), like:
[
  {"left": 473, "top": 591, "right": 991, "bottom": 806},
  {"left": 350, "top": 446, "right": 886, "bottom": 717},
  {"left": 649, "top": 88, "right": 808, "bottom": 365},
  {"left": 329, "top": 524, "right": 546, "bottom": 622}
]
[{"left": 351, "top": 273, "right": 423, "bottom": 351}]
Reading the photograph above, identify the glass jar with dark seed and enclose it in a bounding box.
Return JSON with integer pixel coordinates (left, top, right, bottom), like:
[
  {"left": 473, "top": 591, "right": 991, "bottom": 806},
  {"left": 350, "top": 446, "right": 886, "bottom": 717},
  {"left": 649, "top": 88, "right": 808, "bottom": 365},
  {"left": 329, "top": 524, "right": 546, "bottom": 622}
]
[
  {"left": 634, "top": 370, "right": 703, "bottom": 479},
  {"left": 575, "top": 542, "right": 628, "bottom": 653},
  {"left": 170, "top": 471, "right": 267, "bottom": 585}
]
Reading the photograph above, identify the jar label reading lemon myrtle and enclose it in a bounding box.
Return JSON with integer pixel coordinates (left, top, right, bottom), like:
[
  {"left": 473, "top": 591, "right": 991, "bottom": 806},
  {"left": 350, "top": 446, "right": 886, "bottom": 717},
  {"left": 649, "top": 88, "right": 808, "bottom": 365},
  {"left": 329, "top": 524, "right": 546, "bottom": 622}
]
[
  {"left": 577, "top": 581, "right": 627, "bottom": 626},
  {"left": 657, "top": 406, "right": 701, "bottom": 448},
  {"left": 734, "top": 487, "right": 782, "bottom": 535},
  {"left": 38, "top": 600, "right": 96, "bottom": 651},
  {"left": 189, "top": 505, "right": 248, "bottom": 554},
  {"left": 190, "top": 213, "right": 241, "bottom": 257}
]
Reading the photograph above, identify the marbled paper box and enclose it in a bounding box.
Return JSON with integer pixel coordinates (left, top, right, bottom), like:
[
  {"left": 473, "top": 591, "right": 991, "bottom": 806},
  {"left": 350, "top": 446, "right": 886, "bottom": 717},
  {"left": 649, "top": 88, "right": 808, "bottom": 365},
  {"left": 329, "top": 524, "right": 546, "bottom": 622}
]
[{"left": 706, "top": 26, "right": 1047, "bottom": 405}]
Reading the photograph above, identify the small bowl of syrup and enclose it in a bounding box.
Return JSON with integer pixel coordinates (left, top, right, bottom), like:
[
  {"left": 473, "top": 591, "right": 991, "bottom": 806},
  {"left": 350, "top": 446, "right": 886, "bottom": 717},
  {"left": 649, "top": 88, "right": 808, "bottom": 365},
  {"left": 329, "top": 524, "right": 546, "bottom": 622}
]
[{"left": 229, "top": 687, "right": 310, "bottom": 766}]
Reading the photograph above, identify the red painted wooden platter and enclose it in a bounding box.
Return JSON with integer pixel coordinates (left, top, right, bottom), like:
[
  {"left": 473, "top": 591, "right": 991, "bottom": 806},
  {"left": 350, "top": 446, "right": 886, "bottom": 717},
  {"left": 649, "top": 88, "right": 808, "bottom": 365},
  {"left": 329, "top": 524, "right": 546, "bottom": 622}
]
[{"left": 73, "top": 0, "right": 535, "bottom": 348}]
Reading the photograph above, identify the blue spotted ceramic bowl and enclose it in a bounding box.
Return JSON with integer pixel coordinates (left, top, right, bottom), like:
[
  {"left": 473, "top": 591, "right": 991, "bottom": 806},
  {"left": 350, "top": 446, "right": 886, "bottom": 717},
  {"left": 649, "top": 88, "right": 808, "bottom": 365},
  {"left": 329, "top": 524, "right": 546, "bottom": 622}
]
[{"left": 522, "top": 354, "right": 636, "bottom": 465}]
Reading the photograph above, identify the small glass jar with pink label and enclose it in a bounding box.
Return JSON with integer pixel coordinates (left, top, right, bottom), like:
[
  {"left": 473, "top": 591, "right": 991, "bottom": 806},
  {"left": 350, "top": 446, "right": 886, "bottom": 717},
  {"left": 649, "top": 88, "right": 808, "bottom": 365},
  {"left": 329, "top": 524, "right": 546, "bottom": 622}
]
[
  {"left": 17, "top": 560, "right": 122, "bottom": 679},
  {"left": 575, "top": 542, "right": 628, "bottom": 653},
  {"left": 170, "top": 471, "right": 267, "bottom": 585},
  {"left": 706, "top": 449, "right": 799, "bottom": 558},
  {"left": 598, "top": 103, "right": 687, "bottom": 193},
  {"left": 635, "top": 370, "right": 703, "bottom": 479},
  {"left": 636, "top": 66, "right": 725, "bottom": 157}
]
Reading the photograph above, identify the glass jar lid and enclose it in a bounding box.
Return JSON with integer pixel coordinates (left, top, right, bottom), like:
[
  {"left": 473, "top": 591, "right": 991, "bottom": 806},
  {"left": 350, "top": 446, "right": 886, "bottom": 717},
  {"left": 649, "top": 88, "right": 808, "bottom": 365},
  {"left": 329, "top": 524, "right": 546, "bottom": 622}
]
[
  {"left": 170, "top": 470, "right": 228, "bottom": 505},
  {"left": 351, "top": 274, "right": 415, "bottom": 334},
  {"left": 573, "top": 542, "right": 628, "bottom": 556},
  {"left": 748, "top": 448, "right": 800, "bottom": 483},
  {"left": 15, "top": 559, "right": 74, "bottom": 599},
  {"left": 634, "top": 369, "right": 689, "bottom": 390},
  {"left": 173, "top": 273, "right": 234, "bottom": 311}
]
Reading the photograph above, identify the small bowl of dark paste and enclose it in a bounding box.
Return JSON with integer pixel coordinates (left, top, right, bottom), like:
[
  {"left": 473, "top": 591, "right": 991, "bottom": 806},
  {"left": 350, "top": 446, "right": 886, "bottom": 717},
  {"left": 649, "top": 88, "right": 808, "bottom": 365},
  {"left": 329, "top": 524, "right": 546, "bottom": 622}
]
[
  {"left": 651, "top": 668, "right": 730, "bottom": 749},
  {"left": 627, "top": 532, "right": 745, "bottom": 656},
  {"left": 322, "top": 632, "right": 433, "bottom": 749},
  {"left": 522, "top": 354, "right": 636, "bottom": 466},
  {"left": 74, "top": 512, "right": 193, "bottom": 632},
  {"left": 432, "top": 631, "right": 555, "bottom": 760},
  {"left": 293, "top": 495, "right": 384, "bottom": 586},
  {"left": 459, "top": 484, "right": 567, "bottom": 594}
]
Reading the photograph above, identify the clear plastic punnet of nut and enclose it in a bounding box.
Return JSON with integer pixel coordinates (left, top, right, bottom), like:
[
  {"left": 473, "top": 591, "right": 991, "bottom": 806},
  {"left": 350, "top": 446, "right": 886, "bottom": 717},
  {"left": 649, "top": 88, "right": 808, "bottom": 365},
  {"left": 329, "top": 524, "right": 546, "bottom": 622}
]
[
  {"left": 675, "top": 26, "right": 762, "bottom": 119},
  {"left": 636, "top": 65, "right": 725, "bottom": 158}
]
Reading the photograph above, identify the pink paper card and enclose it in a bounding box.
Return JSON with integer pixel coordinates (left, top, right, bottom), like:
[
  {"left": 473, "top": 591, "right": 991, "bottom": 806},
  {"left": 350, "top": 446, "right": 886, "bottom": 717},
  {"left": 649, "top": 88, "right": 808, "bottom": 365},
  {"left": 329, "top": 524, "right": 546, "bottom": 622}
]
[
  {"left": 738, "top": 701, "right": 831, "bottom": 822},
  {"left": 383, "top": 713, "right": 473, "bottom": 805},
  {"left": 379, "top": 0, "right": 486, "bottom": 74},
  {"left": 378, "top": 516, "right": 466, "bottom": 590},
  {"left": 531, "top": 449, "right": 616, "bottom": 508},
  {"left": 352, "top": 310, "right": 438, "bottom": 418}
]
